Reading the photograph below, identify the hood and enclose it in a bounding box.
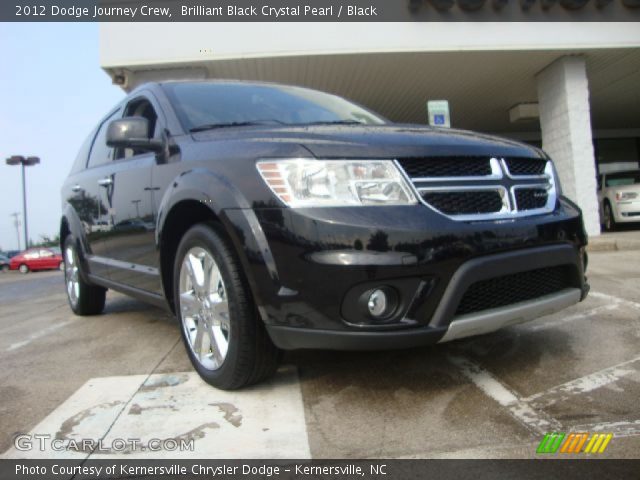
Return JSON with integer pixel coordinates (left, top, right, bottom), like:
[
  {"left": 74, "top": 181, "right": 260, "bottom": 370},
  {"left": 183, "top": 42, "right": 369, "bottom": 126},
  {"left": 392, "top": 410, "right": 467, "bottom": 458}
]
[{"left": 192, "top": 124, "right": 544, "bottom": 159}]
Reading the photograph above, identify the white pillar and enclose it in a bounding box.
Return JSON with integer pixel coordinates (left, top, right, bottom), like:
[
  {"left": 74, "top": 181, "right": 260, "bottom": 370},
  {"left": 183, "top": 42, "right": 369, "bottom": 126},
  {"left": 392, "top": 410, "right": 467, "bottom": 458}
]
[{"left": 536, "top": 56, "right": 600, "bottom": 237}]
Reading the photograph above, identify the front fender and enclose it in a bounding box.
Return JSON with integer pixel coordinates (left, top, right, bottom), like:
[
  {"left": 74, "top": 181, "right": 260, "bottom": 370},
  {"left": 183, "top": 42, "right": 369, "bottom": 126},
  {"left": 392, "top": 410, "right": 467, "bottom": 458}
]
[
  {"left": 154, "top": 168, "right": 281, "bottom": 317},
  {"left": 155, "top": 167, "right": 252, "bottom": 246}
]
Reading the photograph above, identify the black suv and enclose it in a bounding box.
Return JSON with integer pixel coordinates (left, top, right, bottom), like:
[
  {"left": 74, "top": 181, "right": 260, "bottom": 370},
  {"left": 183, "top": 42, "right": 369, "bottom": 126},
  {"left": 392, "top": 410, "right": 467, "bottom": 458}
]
[{"left": 61, "top": 81, "right": 589, "bottom": 389}]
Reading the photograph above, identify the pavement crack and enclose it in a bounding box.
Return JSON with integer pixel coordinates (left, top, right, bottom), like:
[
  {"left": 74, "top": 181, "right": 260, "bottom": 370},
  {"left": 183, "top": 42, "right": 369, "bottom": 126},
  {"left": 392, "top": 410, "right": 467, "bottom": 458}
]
[{"left": 70, "top": 335, "right": 181, "bottom": 476}]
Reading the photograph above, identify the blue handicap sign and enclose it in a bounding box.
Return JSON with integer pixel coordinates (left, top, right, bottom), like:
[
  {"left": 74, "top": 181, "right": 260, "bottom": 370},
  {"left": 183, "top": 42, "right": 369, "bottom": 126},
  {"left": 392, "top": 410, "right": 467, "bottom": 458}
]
[{"left": 434, "top": 114, "right": 445, "bottom": 125}]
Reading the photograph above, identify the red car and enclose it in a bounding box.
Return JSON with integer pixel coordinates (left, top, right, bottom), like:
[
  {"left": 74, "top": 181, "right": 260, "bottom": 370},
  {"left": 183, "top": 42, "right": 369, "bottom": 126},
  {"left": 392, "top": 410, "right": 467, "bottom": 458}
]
[{"left": 9, "top": 248, "right": 64, "bottom": 274}]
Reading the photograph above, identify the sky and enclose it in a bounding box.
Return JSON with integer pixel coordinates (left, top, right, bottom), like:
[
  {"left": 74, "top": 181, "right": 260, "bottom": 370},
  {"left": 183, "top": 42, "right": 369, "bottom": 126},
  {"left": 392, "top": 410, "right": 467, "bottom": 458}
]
[{"left": 0, "top": 23, "right": 124, "bottom": 251}]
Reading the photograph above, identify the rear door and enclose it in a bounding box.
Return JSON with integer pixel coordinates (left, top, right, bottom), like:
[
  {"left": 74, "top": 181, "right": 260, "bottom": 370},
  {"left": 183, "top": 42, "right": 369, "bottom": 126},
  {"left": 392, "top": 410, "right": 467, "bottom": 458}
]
[{"left": 70, "top": 108, "right": 123, "bottom": 279}]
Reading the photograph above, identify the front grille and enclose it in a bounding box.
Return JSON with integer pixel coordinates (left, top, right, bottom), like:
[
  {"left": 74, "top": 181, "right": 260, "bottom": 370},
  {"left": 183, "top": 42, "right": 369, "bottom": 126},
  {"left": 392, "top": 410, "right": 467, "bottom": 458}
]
[
  {"left": 398, "top": 157, "right": 491, "bottom": 178},
  {"left": 455, "top": 266, "right": 573, "bottom": 316},
  {"left": 398, "top": 155, "right": 556, "bottom": 220},
  {"left": 505, "top": 158, "right": 547, "bottom": 176},
  {"left": 422, "top": 190, "right": 504, "bottom": 215},
  {"left": 515, "top": 188, "right": 548, "bottom": 211}
]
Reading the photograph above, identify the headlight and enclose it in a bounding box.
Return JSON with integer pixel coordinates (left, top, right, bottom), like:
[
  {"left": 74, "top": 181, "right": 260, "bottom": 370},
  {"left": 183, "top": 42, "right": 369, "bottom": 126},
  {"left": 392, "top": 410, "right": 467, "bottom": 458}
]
[
  {"left": 257, "top": 159, "right": 418, "bottom": 207},
  {"left": 616, "top": 191, "right": 637, "bottom": 201},
  {"left": 548, "top": 160, "right": 563, "bottom": 196}
]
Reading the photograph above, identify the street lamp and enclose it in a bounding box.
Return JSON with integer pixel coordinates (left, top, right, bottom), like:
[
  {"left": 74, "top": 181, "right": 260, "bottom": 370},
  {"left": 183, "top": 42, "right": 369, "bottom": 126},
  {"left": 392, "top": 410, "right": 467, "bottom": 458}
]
[
  {"left": 6, "top": 155, "right": 40, "bottom": 249},
  {"left": 10, "top": 212, "right": 21, "bottom": 251}
]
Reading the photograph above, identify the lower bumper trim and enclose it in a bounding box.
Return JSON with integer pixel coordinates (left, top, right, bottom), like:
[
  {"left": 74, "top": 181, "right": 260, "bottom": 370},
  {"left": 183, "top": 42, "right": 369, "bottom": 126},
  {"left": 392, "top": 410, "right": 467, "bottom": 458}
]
[
  {"left": 266, "top": 287, "right": 584, "bottom": 351},
  {"left": 266, "top": 324, "right": 447, "bottom": 351},
  {"left": 438, "top": 288, "right": 582, "bottom": 343}
]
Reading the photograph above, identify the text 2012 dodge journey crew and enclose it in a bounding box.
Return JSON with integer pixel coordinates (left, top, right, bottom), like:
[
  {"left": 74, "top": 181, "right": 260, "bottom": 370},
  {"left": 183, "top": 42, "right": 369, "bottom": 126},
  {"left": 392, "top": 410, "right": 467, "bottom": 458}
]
[{"left": 60, "top": 81, "right": 589, "bottom": 389}]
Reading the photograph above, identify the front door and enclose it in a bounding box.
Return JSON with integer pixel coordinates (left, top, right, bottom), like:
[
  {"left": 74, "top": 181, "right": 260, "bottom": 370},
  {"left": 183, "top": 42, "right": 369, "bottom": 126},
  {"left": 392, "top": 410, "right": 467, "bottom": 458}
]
[{"left": 101, "top": 94, "right": 163, "bottom": 293}]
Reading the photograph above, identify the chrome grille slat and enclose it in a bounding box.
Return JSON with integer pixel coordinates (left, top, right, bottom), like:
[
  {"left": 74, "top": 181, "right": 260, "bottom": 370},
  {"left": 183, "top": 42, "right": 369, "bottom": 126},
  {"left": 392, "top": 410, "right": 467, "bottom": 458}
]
[{"left": 395, "top": 156, "right": 556, "bottom": 221}]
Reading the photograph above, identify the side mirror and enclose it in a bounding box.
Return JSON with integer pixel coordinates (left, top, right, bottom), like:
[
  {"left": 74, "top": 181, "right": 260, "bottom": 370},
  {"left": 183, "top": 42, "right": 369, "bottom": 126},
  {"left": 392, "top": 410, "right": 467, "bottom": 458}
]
[{"left": 106, "top": 117, "right": 164, "bottom": 153}]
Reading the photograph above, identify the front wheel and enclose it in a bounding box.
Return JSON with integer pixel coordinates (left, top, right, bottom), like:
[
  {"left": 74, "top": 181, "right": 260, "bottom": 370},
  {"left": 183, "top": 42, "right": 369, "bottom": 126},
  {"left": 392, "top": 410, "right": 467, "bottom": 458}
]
[
  {"left": 19, "top": 264, "right": 29, "bottom": 274},
  {"left": 63, "top": 236, "right": 106, "bottom": 315},
  {"left": 604, "top": 202, "right": 616, "bottom": 232},
  {"left": 174, "top": 223, "right": 280, "bottom": 390}
]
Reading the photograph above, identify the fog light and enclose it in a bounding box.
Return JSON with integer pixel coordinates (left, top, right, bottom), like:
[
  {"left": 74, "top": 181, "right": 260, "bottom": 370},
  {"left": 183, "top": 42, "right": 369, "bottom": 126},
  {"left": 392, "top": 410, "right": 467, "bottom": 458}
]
[{"left": 366, "top": 287, "right": 398, "bottom": 319}]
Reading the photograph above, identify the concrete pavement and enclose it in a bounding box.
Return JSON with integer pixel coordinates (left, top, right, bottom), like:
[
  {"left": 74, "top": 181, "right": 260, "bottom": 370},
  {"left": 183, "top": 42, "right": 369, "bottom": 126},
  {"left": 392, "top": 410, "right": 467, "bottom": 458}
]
[{"left": 0, "top": 249, "right": 639, "bottom": 459}]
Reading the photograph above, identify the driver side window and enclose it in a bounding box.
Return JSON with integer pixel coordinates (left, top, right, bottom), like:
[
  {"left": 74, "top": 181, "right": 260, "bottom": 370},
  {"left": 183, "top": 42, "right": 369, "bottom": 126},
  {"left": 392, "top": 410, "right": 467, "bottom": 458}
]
[{"left": 114, "top": 97, "right": 159, "bottom": 160}]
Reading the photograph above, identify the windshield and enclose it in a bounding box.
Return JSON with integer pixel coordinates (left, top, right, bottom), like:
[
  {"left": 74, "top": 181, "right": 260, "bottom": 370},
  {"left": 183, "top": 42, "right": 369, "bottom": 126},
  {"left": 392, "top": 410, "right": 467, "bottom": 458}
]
[
  {"left": 605, "top": 171, "right": 640, "bottom": 187},
  {"left": 163, "top": 82, "right": 386, "bottom": 131}
]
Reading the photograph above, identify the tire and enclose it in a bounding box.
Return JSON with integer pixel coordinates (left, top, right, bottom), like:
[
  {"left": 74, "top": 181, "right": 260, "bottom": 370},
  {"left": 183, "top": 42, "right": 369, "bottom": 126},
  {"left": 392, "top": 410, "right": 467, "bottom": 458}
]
[
  {"left": 19, "top": 264, "right": 29, "bottom": 274},
  {"left": 63, "top": 236, "right": 107, "bottom": 315},
  {"left": 173, "top": 222, "right": 280, "bottom": 390},
  {"left": 604, "top": 201, "right": 616, "bottom": 232},
  {"left": 1, "top": 265, "right": 8, "bottom": 272}
]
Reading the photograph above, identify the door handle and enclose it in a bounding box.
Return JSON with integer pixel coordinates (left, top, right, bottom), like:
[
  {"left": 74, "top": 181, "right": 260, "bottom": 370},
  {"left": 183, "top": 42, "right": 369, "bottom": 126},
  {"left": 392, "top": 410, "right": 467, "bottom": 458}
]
[
  {"left": 71, "top": 184, "right": 83, "bottom": 192},
  {"left": 97, "top": 177, "right": 113, "bottom": 187}
]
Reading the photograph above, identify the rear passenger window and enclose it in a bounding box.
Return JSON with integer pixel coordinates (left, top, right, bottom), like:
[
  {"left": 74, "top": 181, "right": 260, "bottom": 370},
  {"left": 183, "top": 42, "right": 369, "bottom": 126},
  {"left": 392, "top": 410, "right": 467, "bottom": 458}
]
[
  {"left": 69, "top": 126, "right": 98, "bottom": 174},
  {"left": 87, "top": 109, "right": 120, "bottom": 169}
]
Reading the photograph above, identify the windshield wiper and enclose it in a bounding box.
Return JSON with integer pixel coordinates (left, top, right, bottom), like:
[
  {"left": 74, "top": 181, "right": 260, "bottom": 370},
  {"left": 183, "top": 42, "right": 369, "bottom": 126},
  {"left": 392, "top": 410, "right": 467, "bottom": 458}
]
[
  {"left": 301, "top": 120, "right": 364, "bottom": 126},
  {"left": 189, "top": 120, "right": 282, "bottom": 132}
]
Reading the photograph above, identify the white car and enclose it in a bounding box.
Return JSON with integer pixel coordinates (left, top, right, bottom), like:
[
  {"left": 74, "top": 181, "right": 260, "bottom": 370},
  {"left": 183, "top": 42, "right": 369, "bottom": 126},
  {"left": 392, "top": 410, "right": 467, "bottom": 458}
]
[{"left": 597, "top": 170, "right": 640, "bottom": 231}]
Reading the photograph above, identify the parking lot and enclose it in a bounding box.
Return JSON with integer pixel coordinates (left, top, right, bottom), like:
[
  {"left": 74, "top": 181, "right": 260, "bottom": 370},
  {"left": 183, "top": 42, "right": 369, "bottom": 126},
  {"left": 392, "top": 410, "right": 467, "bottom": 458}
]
[{"left": 0, "top": 247, "right": 639, "bottom": 459}]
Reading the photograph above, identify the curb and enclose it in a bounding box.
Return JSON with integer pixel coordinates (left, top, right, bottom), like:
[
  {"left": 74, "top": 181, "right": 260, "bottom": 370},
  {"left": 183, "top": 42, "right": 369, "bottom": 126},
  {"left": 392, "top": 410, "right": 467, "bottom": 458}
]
[{"left": 587, "top": 237, "right": 640, "bottom": 253}]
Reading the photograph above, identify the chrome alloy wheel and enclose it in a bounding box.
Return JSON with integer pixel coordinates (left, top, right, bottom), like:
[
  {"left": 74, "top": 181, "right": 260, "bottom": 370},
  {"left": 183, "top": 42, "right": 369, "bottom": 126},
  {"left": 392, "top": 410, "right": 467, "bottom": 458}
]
[
  {"left": 65, "top": 246, "right": 80, "bottom": 306},
  {"left": 179, "top": 247, "right": 230, "bottom": 371}
]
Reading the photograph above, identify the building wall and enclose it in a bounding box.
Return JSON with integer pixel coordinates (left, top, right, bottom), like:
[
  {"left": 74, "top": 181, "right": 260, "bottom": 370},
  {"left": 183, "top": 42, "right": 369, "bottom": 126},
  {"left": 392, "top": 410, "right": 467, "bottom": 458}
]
[
  {"left": 537, "top": 56, "right": 600, "bottom": 236},
  {"left": 100, "top": 23, "right": 640, "bottom": 67}
]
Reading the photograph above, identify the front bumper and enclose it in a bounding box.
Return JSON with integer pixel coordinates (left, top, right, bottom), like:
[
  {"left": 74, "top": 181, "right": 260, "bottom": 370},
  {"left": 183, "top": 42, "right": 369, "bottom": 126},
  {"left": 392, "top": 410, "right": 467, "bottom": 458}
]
[
  {"left": 266, "top": 245, "right": 588, "bottom": 350},
  {"left": 267, "top": 289, "right": 583, "bottom": 350},
  {"left": 223, "top": 198, "right": 588, "bottom": 350},
  {"left": 613, "top": 200, "right": 640, "bottom": 223}
]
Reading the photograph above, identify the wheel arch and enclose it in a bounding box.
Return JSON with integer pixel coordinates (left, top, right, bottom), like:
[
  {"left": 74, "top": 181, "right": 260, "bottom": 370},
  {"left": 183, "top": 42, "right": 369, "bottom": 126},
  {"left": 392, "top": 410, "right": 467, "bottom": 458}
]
[
  {"left": 156, "top": 168, "right": 257, "bottom": 314},
  {"left": 59, "top": 216, "right": 71, "bottom": 249},
  {"left": 158, "top": 199, "right": 222, "bottom": 313},
  {"left": 59, "top": 204, "right": 94, "bottom": 283}
]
